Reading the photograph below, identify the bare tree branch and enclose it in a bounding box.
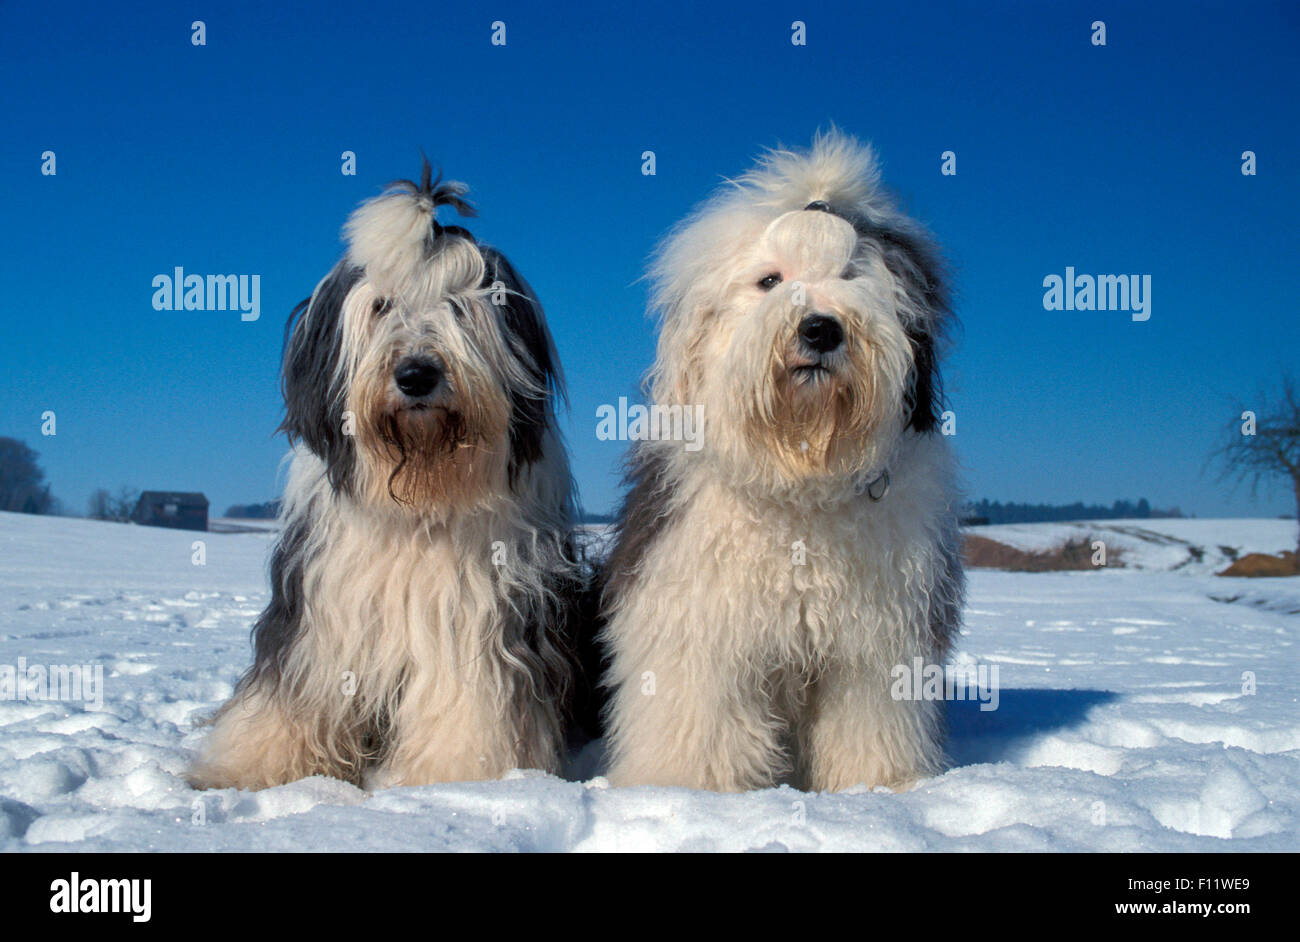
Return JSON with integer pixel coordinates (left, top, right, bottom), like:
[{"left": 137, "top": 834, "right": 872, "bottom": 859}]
[{"left": 1209, "top": 373, "right": 1300, "bottom": 552}]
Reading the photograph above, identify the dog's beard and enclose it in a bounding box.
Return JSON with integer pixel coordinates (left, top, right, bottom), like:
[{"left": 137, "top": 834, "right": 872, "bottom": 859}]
[
  {"left": 351, "top": 367, "right": 510, "bottom": 511},
  {"left": 737, "top": 319, "right": 909, "bottom": 485}
]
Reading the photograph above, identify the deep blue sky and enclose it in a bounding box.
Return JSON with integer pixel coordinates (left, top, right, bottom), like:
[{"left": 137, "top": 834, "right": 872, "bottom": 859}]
[{"left": 2, "top": 1, "right": 1296, "bottom": 518}]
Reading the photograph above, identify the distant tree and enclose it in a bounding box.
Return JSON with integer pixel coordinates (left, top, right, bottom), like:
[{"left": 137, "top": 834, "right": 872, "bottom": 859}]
[
  {"left": 964, "top": 496, "right": 1172, "bottom": 525},
  {"left": 223, "top": 500, "right": 281, "bottom": 520},
  {"left": 1211, "top": 374, "right": 1300, "bottom": 553},
  {"left": 0, "top": 437, "right": 57, "bottom": 514},
  {"left": 87, "top": 488, "right": 111, "bottom": 519},
  {"left": 87, "top": 486, "right": 138, "bottom": 522}
]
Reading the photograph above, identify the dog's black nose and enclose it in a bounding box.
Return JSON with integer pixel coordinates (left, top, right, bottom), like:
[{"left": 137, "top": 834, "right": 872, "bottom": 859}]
[
  {"left": 798, "top": 314, "right": 844, "bottom": 354},
  {"left": 394, "top": 357, "right": 443, "bottom": 398},
  {"left": 804, "top": 200, "right": 833, "bottom": 214}
]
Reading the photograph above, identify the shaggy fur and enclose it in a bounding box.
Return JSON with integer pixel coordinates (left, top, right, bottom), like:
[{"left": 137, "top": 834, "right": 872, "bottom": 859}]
[
  {"left": 190, "top": 162, "right": 583, "bottom": 790},
  {"left": 600, "top": 131, "right": 965, "bottom": 792}
]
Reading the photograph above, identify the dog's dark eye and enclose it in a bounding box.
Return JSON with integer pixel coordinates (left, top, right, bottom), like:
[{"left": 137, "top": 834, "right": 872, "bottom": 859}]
[
  {"left": 757, "top": 273, "right": 783, "bottom": 291},
  {"left": 372, "top": 297, "right": 393, "bottom": 317}
]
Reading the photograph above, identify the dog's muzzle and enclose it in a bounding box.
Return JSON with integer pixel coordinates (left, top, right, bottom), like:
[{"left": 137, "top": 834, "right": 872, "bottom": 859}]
[{"left": 790, "top": 313, "right": 844, "bottom": 383}]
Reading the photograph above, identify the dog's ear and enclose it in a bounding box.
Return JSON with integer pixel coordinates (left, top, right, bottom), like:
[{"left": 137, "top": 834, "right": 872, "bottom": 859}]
[
  {"left": 645, "top": 286, "right": 712, "bottom": 408},
  {"left": 280, "top": 262, "right": 364, "bottom": 492},
  {"left": 479, "top": 246, "right": 561, "bottom": 483},
  {"left": 855, "top": 220, "right": 948, "bottom": 434}
]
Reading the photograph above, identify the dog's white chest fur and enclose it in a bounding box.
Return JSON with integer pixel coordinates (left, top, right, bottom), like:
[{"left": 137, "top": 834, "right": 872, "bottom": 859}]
[
  {"left": 647, "top": 434, "right": 952, "bottom": 664},
  {"left": 300, "top": 505, "right": 495, "bottom": 692}
]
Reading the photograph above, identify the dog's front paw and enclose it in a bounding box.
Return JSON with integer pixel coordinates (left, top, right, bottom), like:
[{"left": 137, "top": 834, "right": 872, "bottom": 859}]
[{"left": 362, "top": 765, "right": 406, "bottom": 791}]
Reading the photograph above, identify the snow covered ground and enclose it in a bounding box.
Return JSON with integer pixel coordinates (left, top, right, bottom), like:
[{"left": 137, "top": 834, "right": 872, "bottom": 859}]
[{"left": 0, "top": 511, "right": 1295, "bottom": 852}]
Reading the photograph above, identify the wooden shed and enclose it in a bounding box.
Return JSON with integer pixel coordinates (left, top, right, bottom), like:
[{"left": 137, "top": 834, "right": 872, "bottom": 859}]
[{"left": 131, "top": 491, "right": 209, "bottom": 532}]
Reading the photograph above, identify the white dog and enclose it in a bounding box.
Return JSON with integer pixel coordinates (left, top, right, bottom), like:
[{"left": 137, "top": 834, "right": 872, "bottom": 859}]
[
  {"left": 191, "top": 163, "right": 583, "bottom": 790},
  {"left": 599, "top": 132, "right": 965, "bottom": 792}
]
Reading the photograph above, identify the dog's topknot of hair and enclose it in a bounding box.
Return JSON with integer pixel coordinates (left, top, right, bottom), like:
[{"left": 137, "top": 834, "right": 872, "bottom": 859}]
[
  {"left": 733, "top": 128, "right": 885, "bottom": 215},
  {"left": 650, "top": 129, "right": 899, "bottom": 324},
  {"left": 343, "top": 156, "right": 477, "bottom": 278}
]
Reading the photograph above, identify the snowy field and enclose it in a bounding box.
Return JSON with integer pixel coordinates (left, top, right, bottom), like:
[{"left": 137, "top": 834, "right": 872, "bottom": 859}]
[{"left": 0, "top": 511, "right": 1296, "bottom": 852}]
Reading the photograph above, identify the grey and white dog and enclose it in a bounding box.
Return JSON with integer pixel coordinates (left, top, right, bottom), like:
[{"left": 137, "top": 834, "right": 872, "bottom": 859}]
[
  {"left": 191, "top": 163, "right": 584, "bottom": 790},
  {"left": 599, "top": 132, "right": 965, "bottom": 792}
]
